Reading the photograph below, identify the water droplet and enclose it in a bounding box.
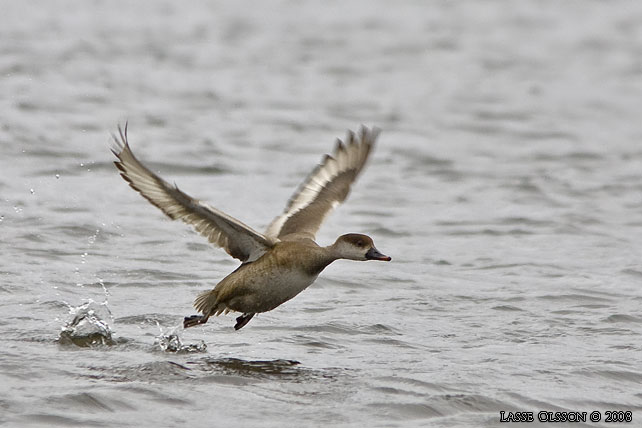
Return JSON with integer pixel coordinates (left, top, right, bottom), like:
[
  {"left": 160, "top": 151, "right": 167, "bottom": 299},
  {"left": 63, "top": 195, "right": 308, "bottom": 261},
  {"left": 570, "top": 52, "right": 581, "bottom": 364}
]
[
  {"left": 55, "top": 174, "right": 60, "bottom": 179},
  {"left": 30, "top": 188, "right": 34, "bottom": 194},
  {"left": 80, "top": 163, "right": 84, "bottom": 167}
]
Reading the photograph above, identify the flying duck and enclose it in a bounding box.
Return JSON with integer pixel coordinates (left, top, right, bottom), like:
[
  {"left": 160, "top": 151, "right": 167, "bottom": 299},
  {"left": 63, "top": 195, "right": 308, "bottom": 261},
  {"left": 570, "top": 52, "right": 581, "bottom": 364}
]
[{"left": 112, "top": 124, "right": 390, "bottom": 330}]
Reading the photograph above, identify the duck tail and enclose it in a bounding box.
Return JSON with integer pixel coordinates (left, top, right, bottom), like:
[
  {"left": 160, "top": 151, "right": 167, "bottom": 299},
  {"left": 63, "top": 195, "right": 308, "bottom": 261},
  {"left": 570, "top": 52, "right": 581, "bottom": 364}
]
[
  {"left": 183, "top": 290, "right": 220, "bottom": 328},
  {"left": 194, "top": 289, "right": 225, "bottom": 317}
]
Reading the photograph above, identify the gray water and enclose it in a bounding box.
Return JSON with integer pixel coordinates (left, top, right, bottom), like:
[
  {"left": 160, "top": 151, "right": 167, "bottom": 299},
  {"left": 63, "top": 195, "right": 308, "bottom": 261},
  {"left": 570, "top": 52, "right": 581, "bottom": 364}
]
[{"left": 2, "top": 1, "right": 642, "bottom": 427}]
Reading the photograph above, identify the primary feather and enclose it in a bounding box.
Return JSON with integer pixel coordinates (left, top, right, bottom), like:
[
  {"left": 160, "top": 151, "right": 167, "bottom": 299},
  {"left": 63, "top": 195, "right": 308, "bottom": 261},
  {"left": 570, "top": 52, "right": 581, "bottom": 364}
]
[
  {"left": 265, "top": 126, "right": 379, "bottom": 241},
  {"left": 112, "top": 124, "right": 277, "bottom": 263}
]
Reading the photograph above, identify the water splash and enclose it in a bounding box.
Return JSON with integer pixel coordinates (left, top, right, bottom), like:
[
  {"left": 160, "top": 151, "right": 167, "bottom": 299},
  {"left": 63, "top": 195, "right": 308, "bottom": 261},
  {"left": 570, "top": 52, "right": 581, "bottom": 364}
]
[
  {"left": 58, "top": 300, "right": 114, "bottom": 347},
  {"left": 155, "top": 323, "right": 206, "bottom": 353}
]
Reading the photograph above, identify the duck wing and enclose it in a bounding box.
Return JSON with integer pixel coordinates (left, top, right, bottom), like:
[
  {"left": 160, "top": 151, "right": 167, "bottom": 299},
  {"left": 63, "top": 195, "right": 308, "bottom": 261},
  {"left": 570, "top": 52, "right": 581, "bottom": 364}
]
[
  {"left": 265, "top": 126, "right": 379, "bottom": 241},
  {"left": 112, "top": 124, "right": 277, "bottom": 263}
]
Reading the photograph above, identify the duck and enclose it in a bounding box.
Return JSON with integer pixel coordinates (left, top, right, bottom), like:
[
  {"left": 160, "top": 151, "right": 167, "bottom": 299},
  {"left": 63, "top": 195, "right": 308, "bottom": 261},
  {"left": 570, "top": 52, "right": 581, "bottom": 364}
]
[{"left": 111, "top": 124, "right": 390, "bottom": 330}]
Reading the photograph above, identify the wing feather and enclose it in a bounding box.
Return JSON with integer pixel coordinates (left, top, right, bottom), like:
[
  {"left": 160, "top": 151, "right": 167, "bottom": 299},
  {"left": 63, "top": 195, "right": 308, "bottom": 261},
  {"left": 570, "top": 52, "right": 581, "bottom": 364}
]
[
  {"left": 265, "top": 126, "right": 379, "bottom": 241},
  {"left": 112, "top": 124, "right": 277, "bottom": 263}
]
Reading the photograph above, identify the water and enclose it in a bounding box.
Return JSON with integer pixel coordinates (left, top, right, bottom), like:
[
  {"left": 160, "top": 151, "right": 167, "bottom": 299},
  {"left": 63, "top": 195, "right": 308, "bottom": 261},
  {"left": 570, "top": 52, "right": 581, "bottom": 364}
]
[{"left": 2, "top": 1, "right": 642, "bottom": 426}]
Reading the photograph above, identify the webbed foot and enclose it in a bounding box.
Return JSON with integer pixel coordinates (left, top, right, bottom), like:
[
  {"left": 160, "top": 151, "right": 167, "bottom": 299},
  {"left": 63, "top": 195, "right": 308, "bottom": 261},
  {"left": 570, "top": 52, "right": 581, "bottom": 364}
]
[
  {"left": 183, "top": 314, "right": 209, "bottom": 328},
  {"left": 234, "top": 313, "right": 255, "bottom": 330}
]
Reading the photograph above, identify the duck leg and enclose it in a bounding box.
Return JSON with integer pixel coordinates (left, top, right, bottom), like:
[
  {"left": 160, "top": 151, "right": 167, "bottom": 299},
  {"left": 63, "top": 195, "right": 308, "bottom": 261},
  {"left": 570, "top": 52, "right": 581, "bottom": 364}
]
[
  {"left": 234, "top": 313, "right": 255, "bottom": 330},
  {"left": 183, "top": 314, "right": 209, "bottom": 328}
]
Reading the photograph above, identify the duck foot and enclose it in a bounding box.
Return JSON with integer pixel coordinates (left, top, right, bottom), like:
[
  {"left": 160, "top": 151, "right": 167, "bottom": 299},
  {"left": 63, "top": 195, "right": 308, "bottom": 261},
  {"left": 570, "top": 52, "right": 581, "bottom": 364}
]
[
  {"left": 183, "top": 314, "right": 209, "bottom": 328},
  {"left": 234, "top": 313, "right": 255, "bottom": 330}
]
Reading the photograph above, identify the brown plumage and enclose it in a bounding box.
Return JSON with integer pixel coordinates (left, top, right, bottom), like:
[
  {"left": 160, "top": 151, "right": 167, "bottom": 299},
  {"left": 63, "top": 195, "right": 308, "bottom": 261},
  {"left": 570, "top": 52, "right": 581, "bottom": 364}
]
[{"left": 112, "top": 124, "right": 390, "bottom": 330}]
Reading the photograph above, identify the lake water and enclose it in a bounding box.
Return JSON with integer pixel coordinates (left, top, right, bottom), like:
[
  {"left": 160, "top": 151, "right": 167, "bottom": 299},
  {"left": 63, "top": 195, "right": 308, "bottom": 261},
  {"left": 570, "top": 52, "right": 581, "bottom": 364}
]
[{"left": 2, "top": 1, "right": 642, "bottom": 427}]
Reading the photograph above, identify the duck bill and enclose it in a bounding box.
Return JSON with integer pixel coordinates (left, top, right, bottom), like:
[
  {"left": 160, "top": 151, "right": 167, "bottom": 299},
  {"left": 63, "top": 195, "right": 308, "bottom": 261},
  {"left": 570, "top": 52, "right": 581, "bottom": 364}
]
[{"left": 366, "top": 247, "right": 392, "bottom": 261}]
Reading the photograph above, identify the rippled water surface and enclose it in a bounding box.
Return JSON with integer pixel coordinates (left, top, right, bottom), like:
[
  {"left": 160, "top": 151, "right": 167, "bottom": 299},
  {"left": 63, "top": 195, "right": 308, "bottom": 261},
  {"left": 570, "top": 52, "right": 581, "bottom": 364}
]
[{"left": 2, "top": 1, "right": 642, "bottom": 427}]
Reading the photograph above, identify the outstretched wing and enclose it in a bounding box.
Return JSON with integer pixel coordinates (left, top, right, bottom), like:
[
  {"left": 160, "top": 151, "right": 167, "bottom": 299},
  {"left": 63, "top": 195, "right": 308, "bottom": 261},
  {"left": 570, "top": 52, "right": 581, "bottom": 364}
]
[
  {"left": 265, "top": 126, "right": 379, "bottom": 241},
  {"left": 112, "top": 124, "right": 277, "bottom": 263}
]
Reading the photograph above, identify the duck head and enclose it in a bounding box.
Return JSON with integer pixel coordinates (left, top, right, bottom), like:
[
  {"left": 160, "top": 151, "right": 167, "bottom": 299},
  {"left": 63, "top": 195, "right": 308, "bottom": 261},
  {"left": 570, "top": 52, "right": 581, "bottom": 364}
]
[{"left": 332, "top": 233, "right": 391, "bottom": 261}]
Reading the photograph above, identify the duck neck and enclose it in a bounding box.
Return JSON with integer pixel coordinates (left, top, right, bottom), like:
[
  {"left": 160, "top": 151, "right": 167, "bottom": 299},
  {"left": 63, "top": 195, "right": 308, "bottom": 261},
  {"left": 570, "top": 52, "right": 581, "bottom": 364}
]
[
  {"left": 306, "top": 245, "right": 341, "bottom": 276},
  {"left": 325, "top": 242, "right": 346, "bottom": 262}
]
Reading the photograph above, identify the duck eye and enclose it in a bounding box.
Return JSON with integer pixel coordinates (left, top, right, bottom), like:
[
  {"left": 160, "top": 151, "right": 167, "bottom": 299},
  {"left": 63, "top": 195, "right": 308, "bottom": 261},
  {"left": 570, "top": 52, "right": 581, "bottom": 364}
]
[{"left": 356, "top": 240, "right": 364, "bottom": 247}]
